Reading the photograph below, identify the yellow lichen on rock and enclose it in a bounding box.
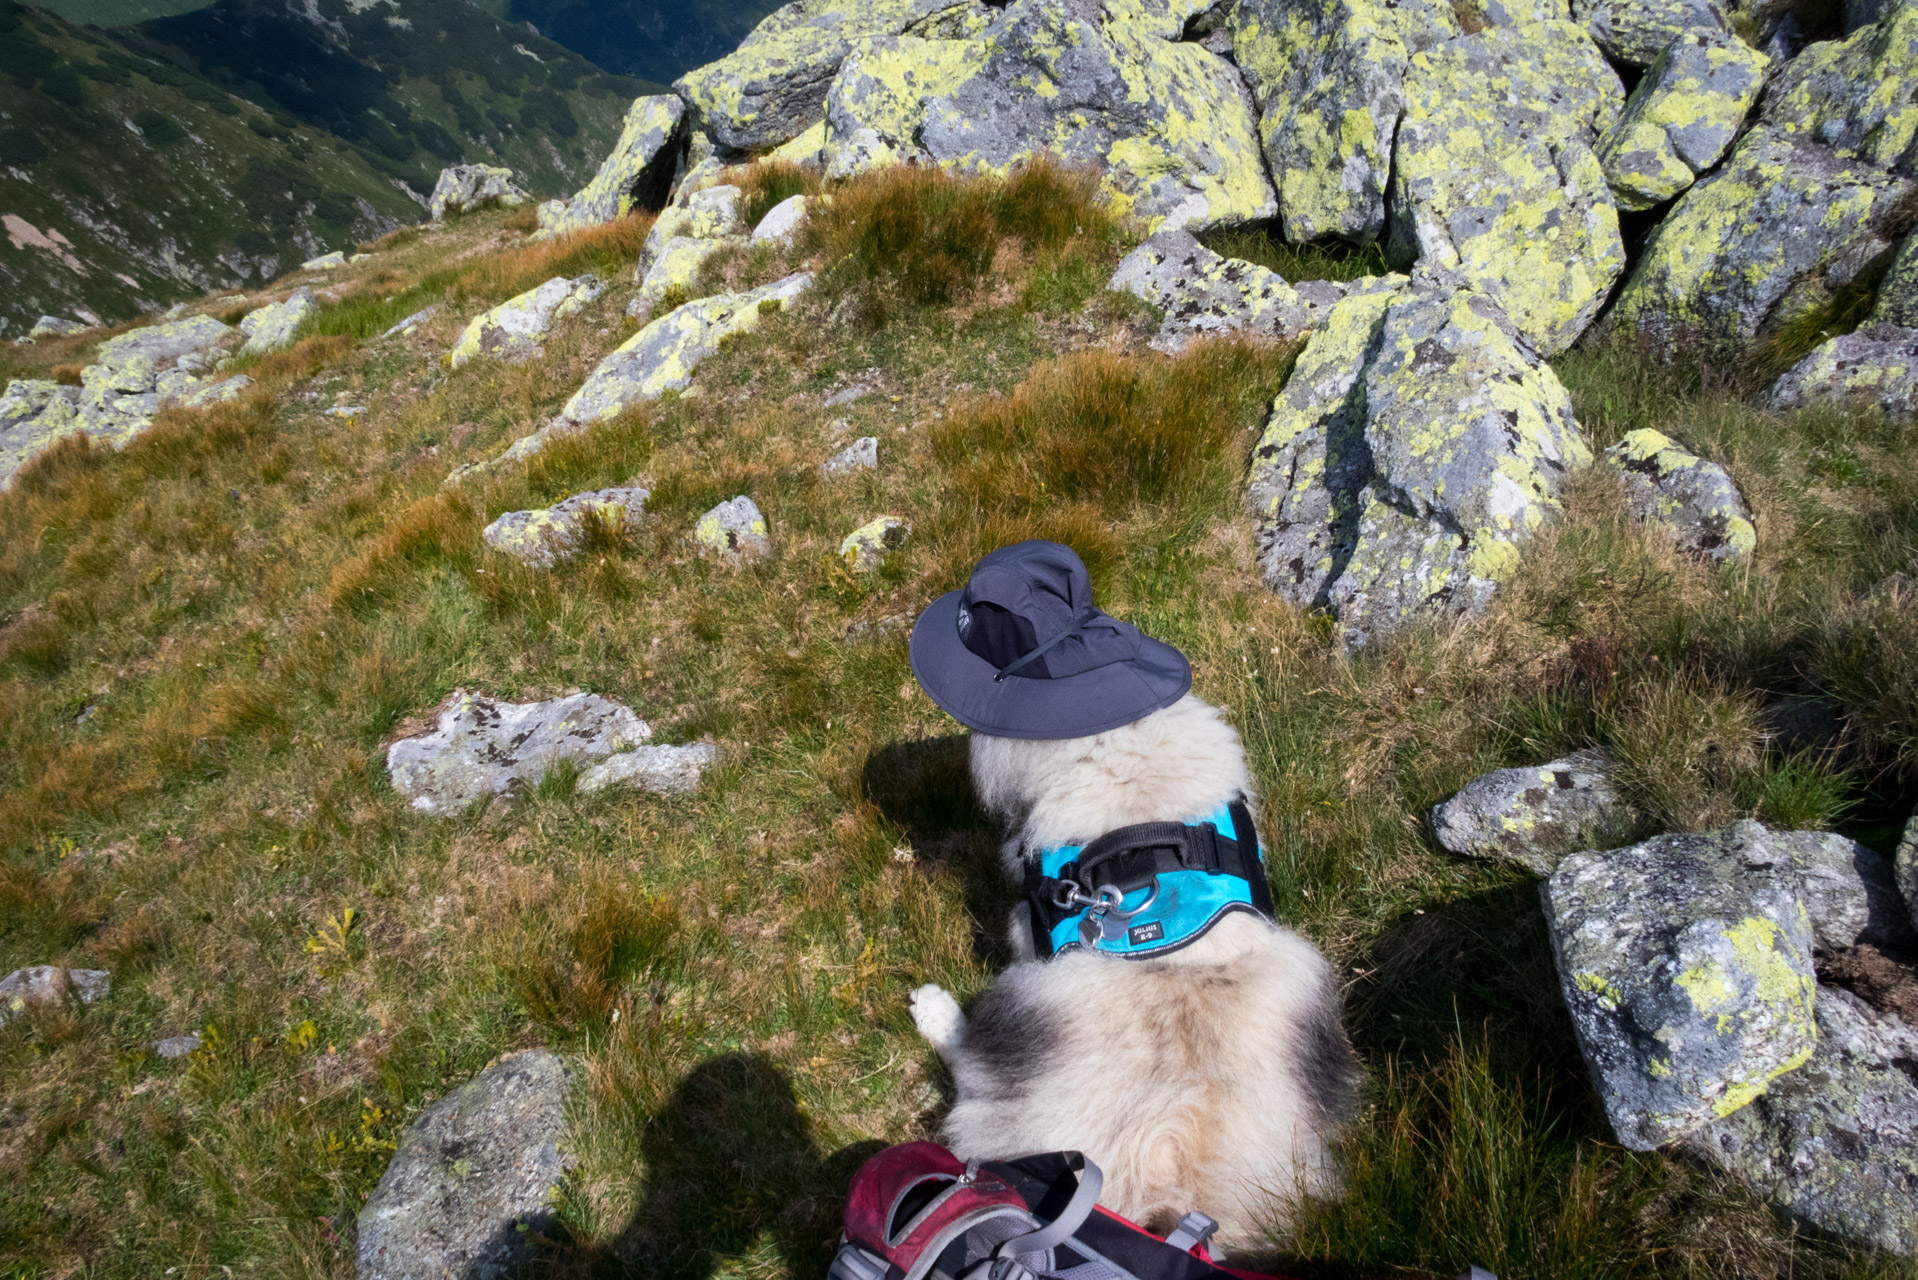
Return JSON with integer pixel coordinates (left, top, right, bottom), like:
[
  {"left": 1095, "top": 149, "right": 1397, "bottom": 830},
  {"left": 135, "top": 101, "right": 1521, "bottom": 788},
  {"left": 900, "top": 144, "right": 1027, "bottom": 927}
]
[
  {"left": 535, "top": 96, "right": 687, "bottom": 241},
  {"left": 1595, "top": 34, "right": 1767, "bottom": 212}
]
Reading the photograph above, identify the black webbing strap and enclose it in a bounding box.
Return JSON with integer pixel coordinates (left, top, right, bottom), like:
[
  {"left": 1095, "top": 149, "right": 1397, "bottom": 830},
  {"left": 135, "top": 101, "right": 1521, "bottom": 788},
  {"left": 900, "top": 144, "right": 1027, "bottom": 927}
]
[{"left": 1023, "top": 798, "right": 1271, "bottom": 958}]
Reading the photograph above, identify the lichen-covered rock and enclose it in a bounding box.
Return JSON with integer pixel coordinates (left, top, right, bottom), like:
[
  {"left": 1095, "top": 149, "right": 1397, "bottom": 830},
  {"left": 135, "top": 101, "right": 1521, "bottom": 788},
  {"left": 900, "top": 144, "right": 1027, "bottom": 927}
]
[
  {"left": 358, "top": 1051, "right": 574, "bottom": 1280},
  {"left": 1894, "top": 811, "right": 1918, "bottom": 929},
  {"left": 381, "top": 306, "right": 439, "bottom": 340},
  {"left": 1596, "top": 33, "right": 1768, "bottom": 212},
  {"left": 302, "top": 251, "right": 346, "bottom": 271},
  {"left": 635, "top": 238, "right": 734, "bottom": 314},
  {"left": 1542, "top": 824, "right": 1820, "bottom": 1151},
  {"left": 562, "top": 273, "right": 813, "bottom": 425},
  {"left": 1, "top": 316, "right": 241, "bottom": 487},
  {"left": 1784, "top": 828, "right": 1914, "bottom": 951},
  {"left": 1765, "top": 324, "right": 1918, "bottom": 418},
  {"left": 1388, "top": 23, "right": 1626, "bottom": 354},
  {"left": 1612, "top": 6, "right": 1918, "bottom": 346},
  {"left": 1108, "top": 228, "right": 1402, "bottom": 352},
  {"left": 694, "top": 495, "right": 772, "bottom": 562},
  {"left": 1603, "top": 428, "right": 1756, "bottom": 560},
  {"left": 641, "top": 184, "right": 744, "bottom": 267},
  {"left": 1876, "top": 230, "right": 1918, "bottom": 326},
  {"left": 27, "top": 315, "right": 85, "bottom": 339},
  {"left": 1571, "top": 0, "right": 1735, "bottom": 65},
  {"left": 840, "top": 515, "right": 910, "bottom": 571},
  {"left": 1248, "top": 280, "right": 1592, "bottom": 647},
  {"left": 1433, "top": 751, "right": 1633, "bottom": 874},
  {"left": 0, "top": 965, "right": 110, "bottom": 1025},
  {"left": 153, "top": 1032, "right": 201, "bottom": 1059},
  {"left": 1690, "top": 987, "right": 1918, "bottom": 1254},
  {"left": 449, "top": 275, "right": 604, "bottom": 369},
  {"left": 386, "top": 690, "right": 708, "bottom": 814},
  {"left": 535, "top": 96, "right": 686, "bottom": 239},
  {"left": 240, "top": 287, "right": 318, "bottom": 356},
  {"left": 579, "top": 741, "right": 723, "bottom": 794},
  {"left": 752, "top": 194, "right": 810, "bottom": 245},
  {"left": 821, "top": 436, "right": 878, "bottom": 476},
  {"left": 429, "top": 163, "right": 530, "bottom": 221},
  {"left": 1229, "top": 0, "right": 1460, "bottom": 245},
  {"left": 482, "top": 486, "right": 650, "bottom": 568},
  {"left": 674, "top": 0, "right": 993, "bottom": 151},
  {"left": 815, "top": 0, "right": 1274, "bottom": 229}
]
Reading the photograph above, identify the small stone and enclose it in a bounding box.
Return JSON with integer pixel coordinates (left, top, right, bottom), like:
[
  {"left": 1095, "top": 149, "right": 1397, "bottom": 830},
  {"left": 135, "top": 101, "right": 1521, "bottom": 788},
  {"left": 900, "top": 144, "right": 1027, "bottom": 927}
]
[
  {"left": 846, "top": 612, "right": 910, "bottom": 641},
  {"left": 153, "top": 1032, "right": 202, "bottom": 1059},
  {"left": 302, "top": 251, "right": 347, "bottom": 271},
  {"left": 751, "top": 194, "right": 809, "bottom": 246},
  {"left": 357, "top": 1050, "right": 574, "bottom": 1280},
  {"left": 1766, "top": 324, "right": 1918, "bottom": 419},
  {"left": 325, "top": 405, "right": 368, "bottom": 418},
  {"left": 1433, "top": 751, "right": 1633, "bottom": 874},
  {"left": 820, "top": 436, "right": 878, "bottom": 476},
  {"left": 428, "top": 163, "right": 530, "bottom": 221},
  {"left": 482, "top": 486, "right": 650, "bottom": 569},
  {"left": 450, "top": 275, "right": 603, "bottom": 368},
  {"left": 387, "top": 690, "right": 654, "bottom": 814},
  {"left": 840, "top": 516, "right": 910, "bottom": 573},
  {"left": 693, "top": 496, "right": 771, "bottom": 563},
  {"left": 27, "top": 315, "right": 86, "bottom": 339},
  {"left": 824, "top": 383, "right": 871, "bottom": 408},
  {"left": 1543, "top": 822, "right": 1820, "bottom": 1150},
  {"left": 381, "top": 306, "right": 439, "bottom": 339},
  {"left": 0, "top": 965, "right": 111, "bottom": 1024},
  {"left": 1603, "top": 428, "right": 1755, "bottom": 560},
  {"left": 240, "top": 287, "right": 319, "bottom": 356},
  {"left": 1689, "top": 987, "right": 1918, "bottom": 1254}
]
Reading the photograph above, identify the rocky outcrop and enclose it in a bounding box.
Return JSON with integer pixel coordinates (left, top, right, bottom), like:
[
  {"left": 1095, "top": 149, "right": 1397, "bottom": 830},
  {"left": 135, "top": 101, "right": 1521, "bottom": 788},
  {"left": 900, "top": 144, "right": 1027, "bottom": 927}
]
[
  {"left": 675, "top": 0, "right": 994, "bottom": 152},
  {"left": 1247, "top": 278, "right": 1590, "bottom": 648},
  {"left": 482, "top": 486, "right": 650, "bottom": 568},
  {"left": 358, "top": 1051, "right": 575, "bottom": 1280},
  {"left": 0, "top": 965, "right": 110, "bottom": 1025},
  {"left": 1543, "top": 825, "right": 1821, "bottom": 1151},
  {"left": 1571, "top": 0, "right": 1736, "bottom": 66},
  {"left": 1613, "top": 5, "right": 1918, "bottom": 347},
  {"left": 840, "top": 515, "right": 909, "bottom": 571},
  {"left": 563, "top": 273, "right": 813, "bottom": 426},
  {"left": 450, "top": 275, "right": 604, "bottom": 369},
  {"left": 27, "top": 316, "right": 86, "bottom": 340},
  {"left": 2, "top": 316, "right": 248, "bottom": 488},
  {"left": 240, "top": 288, "right": 319, "bottom": 356},
  {"left": 302, "top": 251, "right": 347, "bottom": 271},
  {"left": 1433, "top": 751, "right": 1632, "bottom": 874},
  {"left": 1595, "top": 33, "right": 1768, "bottom": 212},
  {"left": 1765, "top": 324, "right": 1918, "bottom": 418},
  {"left": 1690, "top": 987, "right": 1918, "bottom": 1255},
  {"left": 536, "top": 96, "right": 687, "bottom": 240},
  {"left": 1603, "top": 429, "right": 1756, "bottom": 560},
  {"left": 386, "top": 690, "right": 716, "bottom": 814},
  {"left": 1108, "top": 229, "right": 1404, "bottom": 353},
  {"left": 693, "top": 496, "right": 772, "bottom": 562},
  {"left": 429, "top": 164, "right": 530, "bottom": 222}
]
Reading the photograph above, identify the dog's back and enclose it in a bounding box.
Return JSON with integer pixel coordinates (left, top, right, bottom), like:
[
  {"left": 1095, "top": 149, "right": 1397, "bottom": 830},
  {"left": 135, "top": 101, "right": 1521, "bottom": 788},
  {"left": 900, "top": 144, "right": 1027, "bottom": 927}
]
[{"left": 913, "top": 696, "right": 1358, "bottom": 1254}]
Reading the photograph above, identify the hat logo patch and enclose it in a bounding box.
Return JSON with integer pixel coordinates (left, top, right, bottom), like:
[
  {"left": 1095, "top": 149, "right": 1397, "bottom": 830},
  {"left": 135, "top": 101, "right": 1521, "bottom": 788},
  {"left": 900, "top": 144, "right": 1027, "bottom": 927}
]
[{"left": 956, "top": 605, "right": 971, "bottom": 637}]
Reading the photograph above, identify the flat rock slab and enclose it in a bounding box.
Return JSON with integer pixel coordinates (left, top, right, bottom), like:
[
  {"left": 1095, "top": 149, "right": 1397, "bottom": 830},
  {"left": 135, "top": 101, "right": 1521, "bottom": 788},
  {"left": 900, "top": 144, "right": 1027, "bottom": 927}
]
[
  {"left": 387, "top": 690, "right": 713, "bottom": 814},
  {"left": 1604, "top": 428, "right": 1755, "bottom": 560},
  {"left": 358, "top": 1050, "right": 574, "bottom": 1280},
  {"left": 820, "top": 436, "right": 878, "bottom": 476},
  {"left": 1766, "top": 323, "right": 1918, "bottom": 419},
  {"left": 450, "top": 275, "right": 603, "bottom": 369},
  {"left": 1432, "top": 751, "right": 1632, "bottom": 874},
  {"left": 241, "top": 287, "right": 318, "bottom": 356},
  {"left": 1543, "top": 822, "right": 1819, "bottom": 1150},
  {"left": 1691, "top": 986, "right": 1918, "bottom": 1254},
  {"left": 483, "top": 486, "right": 649, "bottom": 569}
]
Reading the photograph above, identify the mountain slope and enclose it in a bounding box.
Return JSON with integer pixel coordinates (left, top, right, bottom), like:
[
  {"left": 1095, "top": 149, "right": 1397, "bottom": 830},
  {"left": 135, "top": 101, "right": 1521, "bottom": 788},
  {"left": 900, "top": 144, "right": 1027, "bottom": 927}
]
[
  {"left": 123, "top": 0, "right": 663, "bottom": 198},
  {"left": 0, "top": 0, "right": 424, "bottom": 334},
  {"left": 492, "top": 0, "right": 785, "bottom": 87}
]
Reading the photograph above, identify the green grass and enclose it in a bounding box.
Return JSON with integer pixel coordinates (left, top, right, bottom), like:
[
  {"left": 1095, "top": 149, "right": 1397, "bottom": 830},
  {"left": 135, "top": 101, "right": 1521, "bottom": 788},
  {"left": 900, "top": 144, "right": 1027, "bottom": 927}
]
[
  {"left": 1198, "top": 227, "right": 1392, "bottom": 284},
  {"left": 0, "top": 179, "right": 1915, "bottom": 1280}
]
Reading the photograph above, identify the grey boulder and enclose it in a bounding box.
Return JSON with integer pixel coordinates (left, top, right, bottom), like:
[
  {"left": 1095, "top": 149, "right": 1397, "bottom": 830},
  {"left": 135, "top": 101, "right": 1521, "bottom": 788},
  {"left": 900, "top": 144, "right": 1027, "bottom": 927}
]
[
  {"left": 1432, "top": 751, "right": 1633, "bottom": 874},
  {"left": 428, "top": 164, "right": 530, "bottom": 222},
  {"left": 1765, "top": 324, "right": 1918, "bottom": 419},
  {"left": 240, "top": 287, "right": 319, "bottom": 356},
  {"left": 1595, "top": 32, "right": 1768, "bottom": 212},
  {"left": 1543, "top": 823, "right": 1820, "bottom": 1150},
  {"left": 1690, "top": 987, "right": 1918, "bottom": 1255},
  {"left": 1602, "top": 428, "right": 1756, "bottom": 560},
  {"left": 0, "top": 965, "right": 110, "bottom": 1024},
  {"left": 358, "top": 1050, "right": 574, "bottom": 1280},
  {"left": 1571, "top": 0, "right": 1735, "bottom": 65},
  {"left": 1893, "top": 809, "right": 1917, "bottom": 928},
  {"left": 482, "top": 486, "right": 649, "bottom": 568}
]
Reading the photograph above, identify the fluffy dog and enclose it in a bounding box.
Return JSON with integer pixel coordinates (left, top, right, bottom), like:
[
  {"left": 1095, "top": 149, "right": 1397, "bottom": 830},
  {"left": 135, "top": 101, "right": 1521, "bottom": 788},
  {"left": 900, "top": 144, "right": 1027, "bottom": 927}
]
[{"left": 909, "top": 694, "right": 1357, "bottom": 1255}]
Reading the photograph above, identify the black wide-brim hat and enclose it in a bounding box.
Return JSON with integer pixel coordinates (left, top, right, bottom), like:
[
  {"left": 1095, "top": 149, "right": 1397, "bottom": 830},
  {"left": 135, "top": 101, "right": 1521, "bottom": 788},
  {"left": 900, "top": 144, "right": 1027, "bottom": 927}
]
[{"left": 909, "top": 540, "right": 1191, "bottom": 740}]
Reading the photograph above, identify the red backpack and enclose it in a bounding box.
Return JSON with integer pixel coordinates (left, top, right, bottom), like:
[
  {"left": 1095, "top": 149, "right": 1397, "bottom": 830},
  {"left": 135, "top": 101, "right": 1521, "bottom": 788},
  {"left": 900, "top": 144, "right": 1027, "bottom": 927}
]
[{"left": 826, "top": 1142, "right": 1287, "bottom": 1280}]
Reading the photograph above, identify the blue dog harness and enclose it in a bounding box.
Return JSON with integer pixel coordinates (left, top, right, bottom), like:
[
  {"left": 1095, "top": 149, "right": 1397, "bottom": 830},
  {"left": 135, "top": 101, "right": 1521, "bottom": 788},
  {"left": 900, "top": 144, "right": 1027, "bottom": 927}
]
[{"left": 1023, "top": 798, "right": 1274, "bottom": 960}]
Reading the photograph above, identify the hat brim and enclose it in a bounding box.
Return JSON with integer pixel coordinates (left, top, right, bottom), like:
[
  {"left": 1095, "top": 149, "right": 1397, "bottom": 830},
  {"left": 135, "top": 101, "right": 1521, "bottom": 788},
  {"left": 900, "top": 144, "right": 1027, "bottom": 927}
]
[{"left": 908, "top": 590, "right": 1192, "bottom": 740}]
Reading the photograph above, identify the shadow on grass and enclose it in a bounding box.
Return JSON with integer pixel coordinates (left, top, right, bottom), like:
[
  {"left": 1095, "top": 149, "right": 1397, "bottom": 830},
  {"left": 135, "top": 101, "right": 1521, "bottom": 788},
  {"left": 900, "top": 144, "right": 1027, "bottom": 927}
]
[
  {"left": 532, "top": 1053, "right": 885, "bottom": 1280},
  {"left": 861, "top": 734, "right": 1020, "bottom": 969}
]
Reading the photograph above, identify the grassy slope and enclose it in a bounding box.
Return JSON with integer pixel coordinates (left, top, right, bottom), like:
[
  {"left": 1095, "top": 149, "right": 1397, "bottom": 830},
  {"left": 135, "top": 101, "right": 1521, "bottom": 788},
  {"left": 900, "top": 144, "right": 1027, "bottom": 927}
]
[
  {"left": 0, "top": 0, "right": 422, "bottom": 333},
  {"left": 20, "top": 0, "right": 202, "bottom": 27},
  {"left": 0, "top": 169, "right": 1914, "bottom": 1280}
]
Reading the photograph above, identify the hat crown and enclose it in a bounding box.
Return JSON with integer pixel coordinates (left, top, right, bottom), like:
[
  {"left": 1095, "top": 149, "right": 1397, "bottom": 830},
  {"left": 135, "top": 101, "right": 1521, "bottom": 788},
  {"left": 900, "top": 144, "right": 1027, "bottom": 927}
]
[{"left": 956, "top": 541, "right": 1139, "bottom": 679}]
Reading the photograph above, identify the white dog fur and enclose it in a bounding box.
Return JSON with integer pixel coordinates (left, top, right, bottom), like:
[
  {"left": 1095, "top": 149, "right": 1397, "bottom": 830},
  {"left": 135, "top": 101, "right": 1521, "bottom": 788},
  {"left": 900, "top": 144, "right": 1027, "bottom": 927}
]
[{"left": 910, "top": 694, "right": 1356, "bottom": 1255}]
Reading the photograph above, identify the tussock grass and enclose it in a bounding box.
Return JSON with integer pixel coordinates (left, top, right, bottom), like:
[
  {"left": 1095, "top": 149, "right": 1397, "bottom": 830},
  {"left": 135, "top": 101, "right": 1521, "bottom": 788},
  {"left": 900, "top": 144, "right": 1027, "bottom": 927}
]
[
  {"left": 0, "top": 183, "right": 1914, "bottom": 1280},
  {"left": 1198, "top": 226, "right": 1392, "bottom": 284}
]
